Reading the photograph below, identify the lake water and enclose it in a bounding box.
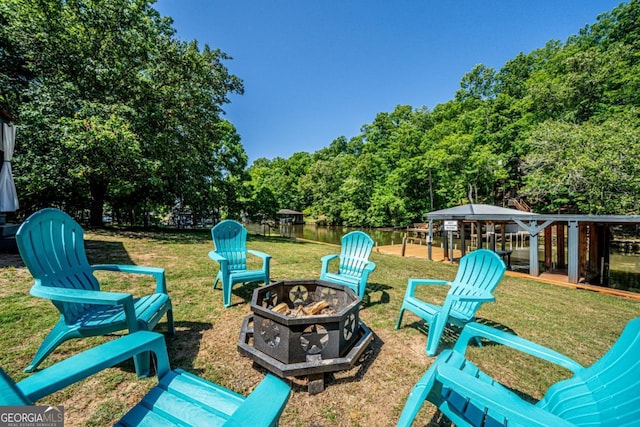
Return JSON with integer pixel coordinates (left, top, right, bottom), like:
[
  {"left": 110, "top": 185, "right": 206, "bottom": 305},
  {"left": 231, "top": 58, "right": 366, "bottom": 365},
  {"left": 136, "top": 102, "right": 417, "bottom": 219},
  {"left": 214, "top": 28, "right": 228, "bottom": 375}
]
[
  {"left": 247, "top": 223, "right": 432, "bottom": 246},
  {"left": 246, "top": 222, "right": 640, "bottom": 292}
]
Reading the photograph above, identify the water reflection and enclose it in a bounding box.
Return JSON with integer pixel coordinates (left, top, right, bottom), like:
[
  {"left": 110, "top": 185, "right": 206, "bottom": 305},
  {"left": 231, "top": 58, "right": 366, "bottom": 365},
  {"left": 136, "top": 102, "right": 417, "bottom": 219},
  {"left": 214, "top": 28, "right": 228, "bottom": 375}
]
[{"left": 246, "top": 223, "right": 412, "bottom": 246}]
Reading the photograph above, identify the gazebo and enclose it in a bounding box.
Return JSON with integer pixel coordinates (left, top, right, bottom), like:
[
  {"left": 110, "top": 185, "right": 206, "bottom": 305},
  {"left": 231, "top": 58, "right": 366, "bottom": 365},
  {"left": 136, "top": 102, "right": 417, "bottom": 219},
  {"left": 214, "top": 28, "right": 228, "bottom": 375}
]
[{"left": 424, "top": 204, "right": 534, "bottom": 267}]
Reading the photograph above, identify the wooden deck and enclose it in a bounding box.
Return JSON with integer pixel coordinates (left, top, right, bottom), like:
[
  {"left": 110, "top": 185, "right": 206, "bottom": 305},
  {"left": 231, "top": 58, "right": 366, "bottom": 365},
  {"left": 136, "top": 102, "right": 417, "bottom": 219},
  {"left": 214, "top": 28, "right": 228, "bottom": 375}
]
[{"left": 376, "top": 242, "right": 460, "bottom": 260}]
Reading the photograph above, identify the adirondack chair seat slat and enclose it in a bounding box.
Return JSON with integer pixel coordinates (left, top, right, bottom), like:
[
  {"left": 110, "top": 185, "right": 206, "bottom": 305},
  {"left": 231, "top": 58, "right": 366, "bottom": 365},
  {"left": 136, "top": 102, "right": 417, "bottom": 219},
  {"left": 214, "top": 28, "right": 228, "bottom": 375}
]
[
  {"left": 322, "top": 272, "right": 360, "bottom": 285},
  {"left": 396, "top": 249, "right": 506, "bottom": 356},
  {"left": 209, "top": 220, "right": 271, "bottom": 308},
  {"left": 122, "top": 369, "right": 248, "bottom": 426},
  {"left": 77, "top": 293, "right": 171, "bottom": 330},
  {"left": 159, "top": 370, "right": 245, "bottom": 412},
  {"left": 122, "top": 368, "right": 290, "bottom": 426},
  {"left": 398, "top": 319, "right": 640, "bottom": 427},
  {"left": 116, "top": 404, "right": 181, "bottom": 427},
  {"left": 320, "top": 231, "right": 376, "bottom": 299},
  {"left": 1, "top": 331, "right": 291, "bottom": 426},
  {"left": 226, "top": 269, "right": 267, "bottom": 283},
  {"left": 133, "top": 384, "right": 232, "bottom": 425},
  {"left": 16, "top": 208, "right": 174, "bottom": 375}
]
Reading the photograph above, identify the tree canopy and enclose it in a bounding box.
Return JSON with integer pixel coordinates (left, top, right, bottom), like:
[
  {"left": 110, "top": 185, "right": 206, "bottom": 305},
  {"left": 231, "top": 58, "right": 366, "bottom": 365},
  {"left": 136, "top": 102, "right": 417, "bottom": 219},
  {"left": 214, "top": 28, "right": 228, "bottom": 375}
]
[{"left": 0, "top": 0, "right": 244, "bottom": 225}]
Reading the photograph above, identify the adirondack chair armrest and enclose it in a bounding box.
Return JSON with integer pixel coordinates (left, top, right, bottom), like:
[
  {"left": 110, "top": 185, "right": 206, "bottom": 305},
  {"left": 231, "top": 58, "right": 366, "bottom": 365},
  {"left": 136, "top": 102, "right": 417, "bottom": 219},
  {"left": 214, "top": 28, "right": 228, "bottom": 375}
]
[
  {"left": 225, "top": 373, "right": 291, "bottom": 426},
  {"left": 320, "top": 254, "right": 339, "bottom": 273},
  {"left": 454, "top": 322, "right": 584, "bottom": 374},
  {"left": 93, "top": 264, "right": 168, "bottom": 294},
  {"left": 447, "top": 288, "right": 495, "bottom": 303},
  {"left": 364, "top": 260, "right": 376, "bottom": 273},
  {"left": 405, "top": 278, "right": 450, "bottom": 298},
  {"left": 433, "top": 362, "right": 576, "bottom": 427},
  {"left": 408, "top": 278, "right": 450, "bottom": 287},
  {"left": 321, "top": 254, "right": 339, "bottom": 263},
  {"left": 16, "top": 331, "right": 169, "bottom": 402},
  {"left": 208, "top": 250, "right": 228, "bottom": 264},
  {"left": 30, "top": 284, "right": 134, "bottom": 306},
  {"left": 30, "top": 285, "right": 140, "bottom": 333},
  {"left": 247, "top": 249, "right": 272, "bottom": 262}
]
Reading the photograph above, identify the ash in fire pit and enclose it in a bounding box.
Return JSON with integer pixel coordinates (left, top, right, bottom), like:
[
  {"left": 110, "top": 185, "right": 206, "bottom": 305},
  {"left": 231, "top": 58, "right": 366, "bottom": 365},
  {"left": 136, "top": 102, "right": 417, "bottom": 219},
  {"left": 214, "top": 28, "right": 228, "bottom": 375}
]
[{"left": 238, "top": 279, "right": 373, "bottom": 393}]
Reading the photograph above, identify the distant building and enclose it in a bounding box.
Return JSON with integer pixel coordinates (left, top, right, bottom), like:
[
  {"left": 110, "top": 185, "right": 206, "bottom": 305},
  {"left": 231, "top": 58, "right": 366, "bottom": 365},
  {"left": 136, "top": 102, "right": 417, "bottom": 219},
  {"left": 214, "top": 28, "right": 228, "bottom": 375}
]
[{"left": 276, "top": 209, "right": 304, "bottom": 225}]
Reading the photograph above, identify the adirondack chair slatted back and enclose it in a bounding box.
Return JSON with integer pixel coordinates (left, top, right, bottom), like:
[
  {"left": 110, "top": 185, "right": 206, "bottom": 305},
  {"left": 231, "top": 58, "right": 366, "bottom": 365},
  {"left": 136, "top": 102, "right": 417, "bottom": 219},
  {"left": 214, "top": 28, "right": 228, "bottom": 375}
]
[
  {"left": 211, "top": 220, "right": 247, "bottom": 271},
  {"left": 16, "top": 208, "right": 100, "bottom": 323},
  {"left": 448, "top": 250, "right": 506, "bottom": 320},
  {"left": 339, "top": 231, "right": 374, "bottom": 277},
  {"left": 538, "top": 317, "right": 640, "bottom": 425}
]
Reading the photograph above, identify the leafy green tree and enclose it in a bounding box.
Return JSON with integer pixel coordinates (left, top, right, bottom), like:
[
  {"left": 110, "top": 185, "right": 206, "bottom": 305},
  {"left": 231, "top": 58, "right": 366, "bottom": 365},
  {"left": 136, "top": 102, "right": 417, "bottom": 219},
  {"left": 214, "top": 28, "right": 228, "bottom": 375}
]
[
  {"left": 521, "top": 113, "right": 640, "bottom": 214},
  {"left": 245, "top": 152, "right": 312, "bottom": 215},
  {"left": 3, "top": 0, "right": 244, "bottom": 225},
  {"left": 60, "top": 102, "right": 147, "bottom": 225},
  {"left": 456, "top": 64, "right": 496, "bottom": 102},
  {"left": 299, "top": 156, "right": 352, "bottom": 224}
]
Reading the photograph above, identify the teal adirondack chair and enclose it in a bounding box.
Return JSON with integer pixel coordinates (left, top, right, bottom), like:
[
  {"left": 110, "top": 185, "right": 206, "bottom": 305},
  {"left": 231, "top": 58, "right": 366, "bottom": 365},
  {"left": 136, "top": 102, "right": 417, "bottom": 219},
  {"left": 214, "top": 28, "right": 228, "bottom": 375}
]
[
  {"left": 15, "top": 208, "right": 174, "bottom": 375},
  {"left": 396, "top": 249, "right": 506, "bottom": 356},
  {"left": 397, "top": 318, "right": 640, "bottom": 427},
  {"left": 0, "top": 331, "right": 291, "bottom": 426},
  {"left": 209, "top": 220, "right": 271, "bottom": 307},
  {"left": 320, "top": 231, "right": 376, "bottom": 299}
]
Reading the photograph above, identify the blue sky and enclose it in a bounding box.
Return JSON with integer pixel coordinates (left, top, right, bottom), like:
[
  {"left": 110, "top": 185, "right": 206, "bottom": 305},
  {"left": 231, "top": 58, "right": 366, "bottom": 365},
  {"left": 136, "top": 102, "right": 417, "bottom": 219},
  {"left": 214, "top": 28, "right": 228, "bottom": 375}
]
[{"left": 154, "top": 0, "right": 623, "bottom": 164}]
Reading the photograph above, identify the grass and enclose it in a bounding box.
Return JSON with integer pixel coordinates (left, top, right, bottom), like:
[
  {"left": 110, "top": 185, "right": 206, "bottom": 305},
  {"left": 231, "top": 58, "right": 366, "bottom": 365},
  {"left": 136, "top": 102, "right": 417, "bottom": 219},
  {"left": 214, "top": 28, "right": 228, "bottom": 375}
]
[{"left": 1, "top": 228, "right": 639, "bottom": 426}]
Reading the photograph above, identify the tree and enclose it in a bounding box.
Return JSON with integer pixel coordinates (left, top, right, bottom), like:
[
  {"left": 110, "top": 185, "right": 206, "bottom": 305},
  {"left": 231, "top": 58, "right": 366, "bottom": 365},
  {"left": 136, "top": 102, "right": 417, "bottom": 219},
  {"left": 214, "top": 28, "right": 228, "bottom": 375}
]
[
  {"left": 3, "top": 0, "right": 244, "bottom": 225},
  {"left": 521, "top": 114, "right": 640, "bottom": 214},
  {"left": 455, "top": 64, "right": 496, "bottom": 102},
  {"left": 60, "top": 102, "right": 147, "bottom": 225}
]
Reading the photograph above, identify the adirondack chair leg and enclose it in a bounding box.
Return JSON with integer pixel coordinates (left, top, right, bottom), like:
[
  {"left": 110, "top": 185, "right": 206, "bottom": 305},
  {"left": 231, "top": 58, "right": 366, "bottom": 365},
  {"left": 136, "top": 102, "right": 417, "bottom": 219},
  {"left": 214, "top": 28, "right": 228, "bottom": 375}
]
[
  {"left": 395, "top": 308, "right": 406, "bottom": 330},
  {"left": 425, "top": 332, "right": 440, "bottom": 357},
  {"left": 166, "top": 308, "right": 175, "bottom": 335},
  {"left": 132, "top": 352, "right": 151, "bottom": 377},
  {"left": 223, "top": 279, "right": 233, "bottom": 308},
  {"left": 425, "top": 315, "right": 448, "bottom": 357},
  {"left": 213, "top": 271, "right": 222, "bottom": 290},
  {"left": 473, "top": 336, "right": 483, "bottom": 348},
  {"left": 265, "top": 263, "right": 271, "bottom": 284},
  {"left": 25, "top": 321, "right": 78, "bottom": 373},
  {"left": 397, "top": 369, "right": 438, "bottom": 427}
]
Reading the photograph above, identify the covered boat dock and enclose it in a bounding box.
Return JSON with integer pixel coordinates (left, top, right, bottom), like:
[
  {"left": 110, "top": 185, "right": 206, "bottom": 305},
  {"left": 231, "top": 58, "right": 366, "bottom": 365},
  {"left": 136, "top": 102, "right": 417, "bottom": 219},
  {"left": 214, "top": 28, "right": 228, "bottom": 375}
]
[{"left": 424, "top": 204, "right": 640, "bottom": 285}]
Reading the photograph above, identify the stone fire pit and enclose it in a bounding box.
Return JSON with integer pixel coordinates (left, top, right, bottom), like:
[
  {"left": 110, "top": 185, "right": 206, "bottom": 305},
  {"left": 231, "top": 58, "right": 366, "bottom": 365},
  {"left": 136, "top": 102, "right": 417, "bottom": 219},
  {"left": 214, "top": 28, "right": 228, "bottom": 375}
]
[{"left": 238, "top": 279, "right": 373, "bottom": 393}]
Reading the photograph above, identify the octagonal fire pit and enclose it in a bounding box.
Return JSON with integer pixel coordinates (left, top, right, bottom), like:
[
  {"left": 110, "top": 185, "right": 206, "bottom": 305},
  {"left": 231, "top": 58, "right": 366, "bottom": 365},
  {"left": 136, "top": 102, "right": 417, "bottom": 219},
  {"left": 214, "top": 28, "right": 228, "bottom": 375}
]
[{"left": 238, "top": 279, "right": 373, "bottom": 393}]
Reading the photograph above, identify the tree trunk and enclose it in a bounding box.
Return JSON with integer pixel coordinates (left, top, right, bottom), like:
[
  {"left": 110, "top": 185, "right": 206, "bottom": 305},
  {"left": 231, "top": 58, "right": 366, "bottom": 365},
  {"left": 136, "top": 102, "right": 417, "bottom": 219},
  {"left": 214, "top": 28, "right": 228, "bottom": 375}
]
[
  {"left": 89, "top": 177, "right": 107, "bottom": 227},
  {"left": 428, "top": 168, "right": 434, "bottom": 210}
]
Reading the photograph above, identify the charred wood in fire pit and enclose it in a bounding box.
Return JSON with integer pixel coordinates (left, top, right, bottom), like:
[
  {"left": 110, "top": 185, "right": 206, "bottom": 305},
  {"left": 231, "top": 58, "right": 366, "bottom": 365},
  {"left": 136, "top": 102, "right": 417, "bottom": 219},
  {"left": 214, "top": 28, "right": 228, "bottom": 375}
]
[
  {"left": 303, "top": 300, "right": 330, "bottom": 315},
  {"left": 269, "top": 300, "right": 336, "bottom": 317},
  {"left": 272, "top": 302, "right": 290, "bottom": 314}
]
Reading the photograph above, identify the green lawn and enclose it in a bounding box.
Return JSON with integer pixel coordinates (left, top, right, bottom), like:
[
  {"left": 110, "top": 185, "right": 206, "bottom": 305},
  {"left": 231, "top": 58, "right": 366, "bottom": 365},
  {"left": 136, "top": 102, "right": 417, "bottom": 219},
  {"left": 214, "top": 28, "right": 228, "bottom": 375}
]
[{"left": 1, "top": 229, "right": 639, "bottom": 426}]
